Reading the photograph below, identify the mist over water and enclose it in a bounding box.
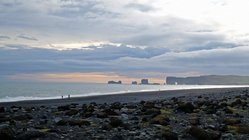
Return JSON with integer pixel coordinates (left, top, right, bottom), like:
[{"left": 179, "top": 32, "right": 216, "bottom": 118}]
[{"left": 0, "top": 82, "right": 248, "bottom": 102}]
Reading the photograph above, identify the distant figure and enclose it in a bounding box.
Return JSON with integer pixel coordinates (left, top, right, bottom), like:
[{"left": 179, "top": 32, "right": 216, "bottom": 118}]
[
  {"left": 68, "top": 94, "right": 70, "bottom": 99},
  {"left": 61, "top": 95, "right": 63, "bottom": 99}
]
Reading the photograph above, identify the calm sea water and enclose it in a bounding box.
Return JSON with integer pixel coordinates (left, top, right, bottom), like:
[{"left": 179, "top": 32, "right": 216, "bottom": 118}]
[{"left": 0, "top": 82, "right": 248, "bottom": 102}]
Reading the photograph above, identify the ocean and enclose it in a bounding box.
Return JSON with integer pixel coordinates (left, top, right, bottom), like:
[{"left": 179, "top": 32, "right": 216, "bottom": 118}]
[{"left": 0, "top": 82, "right": 248, "bottom": 102}]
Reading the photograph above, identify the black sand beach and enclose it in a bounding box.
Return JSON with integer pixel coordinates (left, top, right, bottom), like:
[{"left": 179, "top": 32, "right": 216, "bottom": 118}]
[
  {"left": 0, "top": 87, "right": 249, "bottom": 139},
  {"left": 1, "top": 87, "right": 248, "bottom": 107}
]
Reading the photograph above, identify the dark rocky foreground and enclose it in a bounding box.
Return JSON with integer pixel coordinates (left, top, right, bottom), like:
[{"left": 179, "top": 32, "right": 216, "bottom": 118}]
[{"left": 1, "top": 89, "right": 249, "bottom": 140}]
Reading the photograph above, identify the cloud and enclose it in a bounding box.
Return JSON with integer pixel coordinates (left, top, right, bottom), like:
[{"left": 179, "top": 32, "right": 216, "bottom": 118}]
[
  {"left": 0, "top": 0, "right": 249, "bottom": 81},
  {"left": 0, "top": 35, "right": 10, "bottom": 39},
  {"left": 125, "top": 3, "right": 154, "bottom": 12},
  {"left": 0, "top": 43, "right": 249, "bottom": 80},
  {"left": 17, "top": 34, "right": 38, "bottom": 41}
]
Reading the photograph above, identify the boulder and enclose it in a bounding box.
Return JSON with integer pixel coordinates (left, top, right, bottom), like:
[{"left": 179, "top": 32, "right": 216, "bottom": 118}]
[
  {"left": 150, "top": 114, "right": 170, "bottom": 126},
  {"left": 187, "top": 126, "right": 221, "bottom": 140},
  {"left": 177, "top": 102, "right": 195, "bottom": 113},
  {"left": 57, "top": 105, "right": 70, "bottom": 111},
  {"left": 231, "top": 99, "right": 242, "bottom": 107},
  {"left": 222, "top": 118, "right": 241, "bottom": 125},
  {"left": 189, "top": 117, "right": 200, "bottom": 125},
  {"left": 109, "top": 117, "right": 123, "bottom": 127},
  {"left": 16, "top": 130, "right": 45, "bottom": 140},
  {"left": 110, "top": 102, "right": 123, "bottom": 110},
  {"left": 68, "top": 119, "right": 91, "bottom": 126},
  {"left": 103, "top": 108, "right": 119, "bottom": 116},
  {"left": 162, "top": 130, "right": 178, "bottom": 140},
  {"left": 0, "top": 125, "right": 15, "bottom": 140},
  {"left": 0, "top": 107, "right": 5, "bottom": 113},
  {"left": 13, "top": 114, "right": 32, "bottom": 121},
  {"left": 65, "top": 109, "right": 79, "bottom": 116},
  {"left": 96, "top": 112, "right": 108, "bottom": 118}
]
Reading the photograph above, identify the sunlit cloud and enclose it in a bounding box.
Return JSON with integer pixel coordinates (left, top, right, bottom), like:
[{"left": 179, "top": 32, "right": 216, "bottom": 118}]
[{"left": 7, "top": 72, "right": 165, "bottom": 84}]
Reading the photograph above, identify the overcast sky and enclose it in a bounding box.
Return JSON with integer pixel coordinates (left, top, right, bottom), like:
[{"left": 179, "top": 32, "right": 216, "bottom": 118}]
[{"left": 1, "top": 0, "right": 249, "bottom": 83}]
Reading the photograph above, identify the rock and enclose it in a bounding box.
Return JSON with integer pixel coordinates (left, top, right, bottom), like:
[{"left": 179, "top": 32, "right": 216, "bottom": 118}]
[
  {"left": 110, "top": 117, "right": 123, "bottom": 127},
  {"left": 224, "top": 106, "right": 234, "bottom": 114},
  {"left": 229, "top": 125, "right": 249, "bottom": 134},
  {"left": 13, "top": 114, "right": 32, "bottom": 121},
  {"left": 111, "top": 134, "right": 124, "bottom": 140},
  {"left": 16, "top": 130, "right": 45, "bottom": 140},
  {"left": 0, "top": 115, "right": 10, "bottom": 123},
  {"left": 86, "top": 105, "right": 95, "bottom": 112},
  {"left": 121, "top": 113, "right": 129, "bottom": 121},
  {"left": 65, "top": 109, "right": 79, "bottom": 116},
  {"left": 187, "top": 126, "right": 221, "bottom": 140},
  {"left": 81, "top": 111, "right": 93, "bottom": 118},
  {"left": 162, "top": 130, "right": 178, "bottom": 140},
  {"left": 150, "top": 114, "right": 170, "bottom": 126},
  {"left": 218, "top": 102, "right": 228, "bottom": 108},
  {"left": 96, "top": 112, "right": 108, "bottom": 118},
  {"left": 103, "top": 108, "right": 119, "bottom": 116},
  {"left": 57, "top": 105, "right": 70, "bottom": 111},
  {"left": 171, "top": 97, "right": 178, "bottom": 102},
  {"left": 101, "top": 124, "right": 112, "bottom": 130},
  {"left": 177, "top": 102, "right": 195, "bottom": 113},
  {"left": 110, "top": 102, "right": 122, "bottom": 110},
  {"left": 222, "top": 118, "right": 241, "bottom": 125},
  {"left": 143, "top": 108, "right": 160, "bottom": 116},
  {"left": 56, "top": 119, "right": 67, "bottom": 126},
  {"left": 231, "top": 99, "right": 242, "bottom": 107},
  {"left": 0, "top": 125, "right": 15, "bottom": 140},
  {"left": 53, "top": 117, "right": 62, "bottom": 123},
  {"left": 68, "top": 119, "right": 91, "bottom": 126},
  {"left": 143, "top": 101, "right": 155, "bottom": 108},
  {"left": 0, "top": 107, "right": 5, "bottom": 113},
  {"left": 189, "top": 117, "right": 200, "bottom": 125}
]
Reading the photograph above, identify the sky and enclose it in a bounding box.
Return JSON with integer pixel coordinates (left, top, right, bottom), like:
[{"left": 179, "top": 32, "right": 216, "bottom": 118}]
[{"left": 1, "top": 0, "right": 249, "bottom": 83}]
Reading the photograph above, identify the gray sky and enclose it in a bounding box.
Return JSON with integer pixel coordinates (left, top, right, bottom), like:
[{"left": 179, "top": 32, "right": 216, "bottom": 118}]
[{"left": 1, "top": 0, "right": 249, "bottom": 82}]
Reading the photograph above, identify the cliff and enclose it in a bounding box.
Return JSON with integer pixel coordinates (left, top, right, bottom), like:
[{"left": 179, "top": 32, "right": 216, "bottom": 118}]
[{"left": 166, "top": 75, "right": 249, "bottom": 85}]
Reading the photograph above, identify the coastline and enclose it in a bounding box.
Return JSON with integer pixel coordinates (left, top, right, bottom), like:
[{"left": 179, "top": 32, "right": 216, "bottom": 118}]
[
  {"left": 1, "top": 87, "right": 249, "bottom": 139},
  {"left": 1, "top": 87, "right": 248, "bottom": 107}
]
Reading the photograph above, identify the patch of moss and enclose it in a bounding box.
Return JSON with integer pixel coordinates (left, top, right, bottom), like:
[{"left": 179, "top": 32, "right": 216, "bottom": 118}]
[
  {"left": 228, "top": 125, "right": 249, "bottom": 134},
  {"left": 160, "top": 108, "right": 172, "bottom": 115}
]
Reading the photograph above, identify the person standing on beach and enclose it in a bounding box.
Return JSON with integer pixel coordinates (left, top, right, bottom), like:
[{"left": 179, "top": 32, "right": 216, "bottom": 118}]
[
  {"left": 61, "top": 95, "right": 63, "bottom": 99},
  {"left": 68, "top": 94, "right": 70, "bottom": 99}
]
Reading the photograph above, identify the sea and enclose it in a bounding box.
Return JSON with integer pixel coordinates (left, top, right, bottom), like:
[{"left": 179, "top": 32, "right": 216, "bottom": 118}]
[{"left": 0, "top": 81, "right": 248, "bottom": 102}]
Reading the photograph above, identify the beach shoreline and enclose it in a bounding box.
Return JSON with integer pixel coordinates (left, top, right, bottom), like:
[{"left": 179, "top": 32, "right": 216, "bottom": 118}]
[
  {"left": 1, "top": 87, "right": 248, "bottom": 107},
  {"left": 1, "top": 87, "right": 249, "bottom": 139}
]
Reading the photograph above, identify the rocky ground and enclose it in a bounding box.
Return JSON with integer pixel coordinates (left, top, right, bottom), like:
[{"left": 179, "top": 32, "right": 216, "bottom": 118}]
[{"left": 0, "top": 89, "right": 249, "bottom": 140}]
